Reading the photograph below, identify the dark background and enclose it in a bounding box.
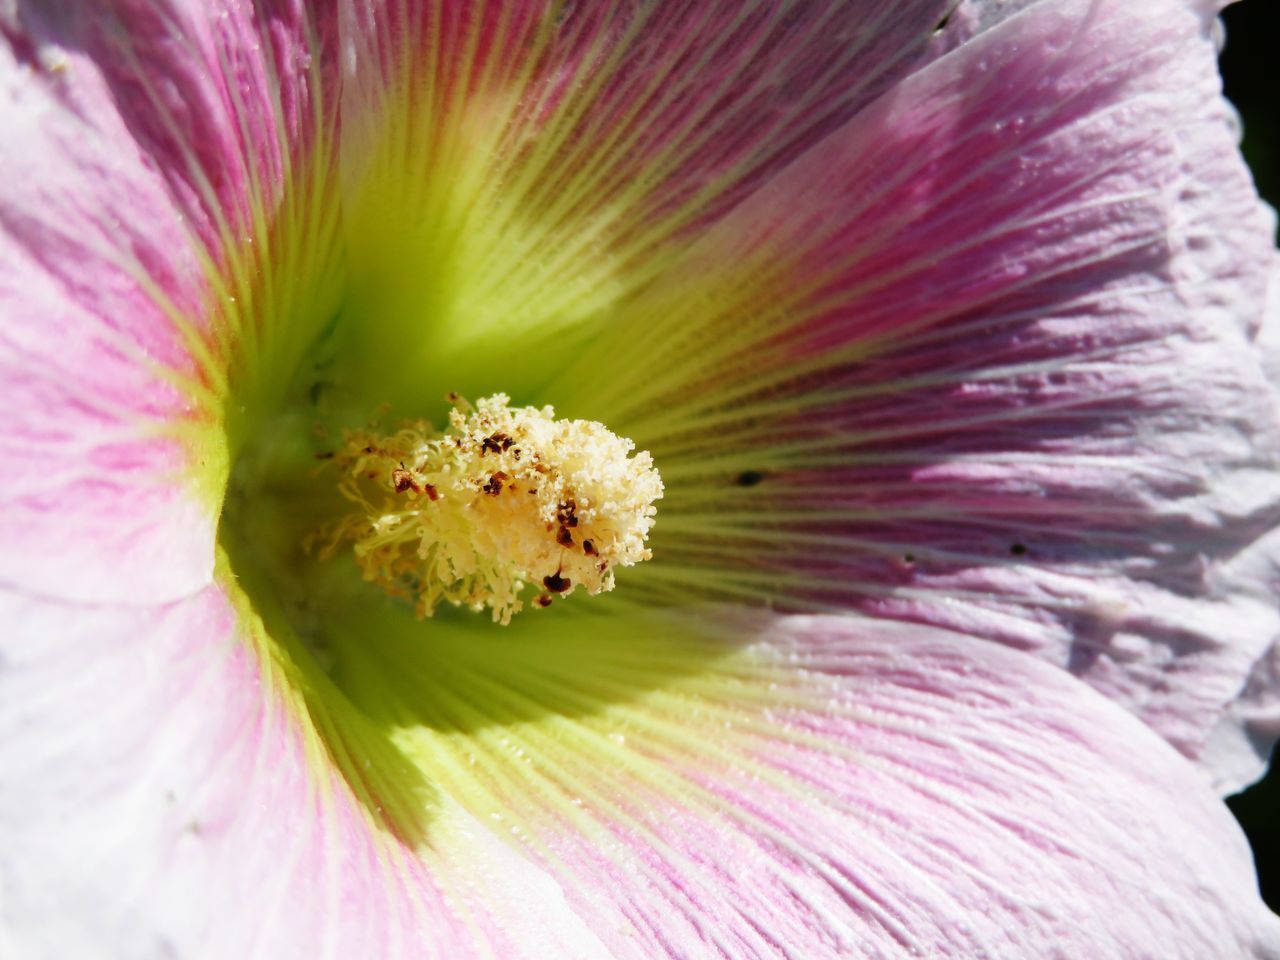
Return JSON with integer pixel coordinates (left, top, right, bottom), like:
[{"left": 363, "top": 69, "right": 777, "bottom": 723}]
[{"left": 1219, "top": 0, "right": 1277, "bottom": 913}]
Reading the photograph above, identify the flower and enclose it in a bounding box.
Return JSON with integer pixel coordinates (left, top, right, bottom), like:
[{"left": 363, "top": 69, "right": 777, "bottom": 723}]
[{"left": 2, "top": 0, "right": 1279, "bottom": 956}]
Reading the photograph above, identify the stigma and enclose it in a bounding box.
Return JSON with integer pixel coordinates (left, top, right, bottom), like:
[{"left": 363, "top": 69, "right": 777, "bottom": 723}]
[{"left": 327, "top": 394, "right": 663, "bottom": 624}]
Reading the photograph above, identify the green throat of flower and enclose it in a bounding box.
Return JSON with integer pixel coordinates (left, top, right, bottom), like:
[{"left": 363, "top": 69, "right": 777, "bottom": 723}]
[
  {"left": 191, "top": 49, "right": 747, "bottom": 844},
  {"left": 324, "top": 393, "right": 663, "bottom": 624},
  {"left": 213, "top": 364, "right": 678, "bottom": 841}
]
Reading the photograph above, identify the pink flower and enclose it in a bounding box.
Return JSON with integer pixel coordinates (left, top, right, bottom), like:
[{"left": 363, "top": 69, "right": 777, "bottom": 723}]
[{"left": 2, "top": 0, "right": 1278, "bottom": 956}]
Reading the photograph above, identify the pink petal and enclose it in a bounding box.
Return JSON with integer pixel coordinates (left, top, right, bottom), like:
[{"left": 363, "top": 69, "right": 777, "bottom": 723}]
[
  {"left": 12, "top": 2, "right": 327, "bottom": 245},
  {"left": 555, "top": 0, "right": 1280, "bottom": 789},
  {"left": 418, "top": 610, "right": 1280, "bottom": 956},
  {"left": 0, "top": 585, "right": 611, "bottom": 959},
  {"left": 8, "top": 594, "right": 1274, "bottom": 957},
  {"left": 342, "top": 0, "right": 955, "bottom": 222},
  {"left": 333, "top": 0, "right": 958, "bottom": 400},
  {"left": 0, "top": 2, "right": 333, "bottom": 604},
  {"left": 1205, "top": 257, "right": 1280, "bottom": 787},
  {"left": 0, "top": 8, "right": 213, "bottom": 602}
]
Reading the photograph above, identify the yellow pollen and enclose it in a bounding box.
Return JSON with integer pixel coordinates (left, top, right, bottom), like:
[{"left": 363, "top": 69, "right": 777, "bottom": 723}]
[{"left": 327, "top": 394, "right": 663, "bottom": 624}]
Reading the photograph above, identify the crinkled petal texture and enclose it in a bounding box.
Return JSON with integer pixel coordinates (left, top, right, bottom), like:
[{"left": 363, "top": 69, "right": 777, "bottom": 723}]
[
  {"left": 4, "top": 591, "right": 1280, "bottom": 959},
  {"left": 549, "top": 0, "right": 1280, "bottom": 790},
  {"left": 2, "top": 0, "right": 1280, "bottom": 959}
]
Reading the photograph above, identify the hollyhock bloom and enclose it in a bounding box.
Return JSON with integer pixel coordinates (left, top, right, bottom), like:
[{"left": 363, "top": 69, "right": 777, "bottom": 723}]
[{"left": 3, "top": 0, "right": 1280, "bottom": 955}]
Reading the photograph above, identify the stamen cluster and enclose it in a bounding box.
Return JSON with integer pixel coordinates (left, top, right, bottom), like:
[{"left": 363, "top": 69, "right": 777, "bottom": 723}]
[{"left": 328, "top": 394, "right": 662, "bottom": 623}]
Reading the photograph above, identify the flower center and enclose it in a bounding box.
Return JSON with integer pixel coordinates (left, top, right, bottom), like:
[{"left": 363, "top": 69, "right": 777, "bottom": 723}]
[{"left": 322, "top": 394, "right": 662, "bottom": 624}]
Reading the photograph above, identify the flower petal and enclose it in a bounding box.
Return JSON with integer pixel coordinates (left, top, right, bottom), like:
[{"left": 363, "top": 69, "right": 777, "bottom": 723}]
[
  {"left": 12, "top": 1, "right": 328, "bottom": 245},
  {"left": 330, "top": 0, "right": 957, "bottom": 403},
  {"left": 0, "top": 7, "right": 216, "bottom": 602},
  {"left": 0, "top": 585, "right": 613, "bottom": 959},
  {"left": 6, "top": 587, "right": 1275, "bottom": 958},
  {"left": 664, "top": 613, "right": 1280, "bottom": 955},
  {"left": 548, "top": 0, "right": 1280, "bottom": 787},
  {"left": 1204, "top": 262, "right": 1280, "bottom": 790},
  {"left": 0, "top": 2, "right": 339, "bottom": 604}
]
